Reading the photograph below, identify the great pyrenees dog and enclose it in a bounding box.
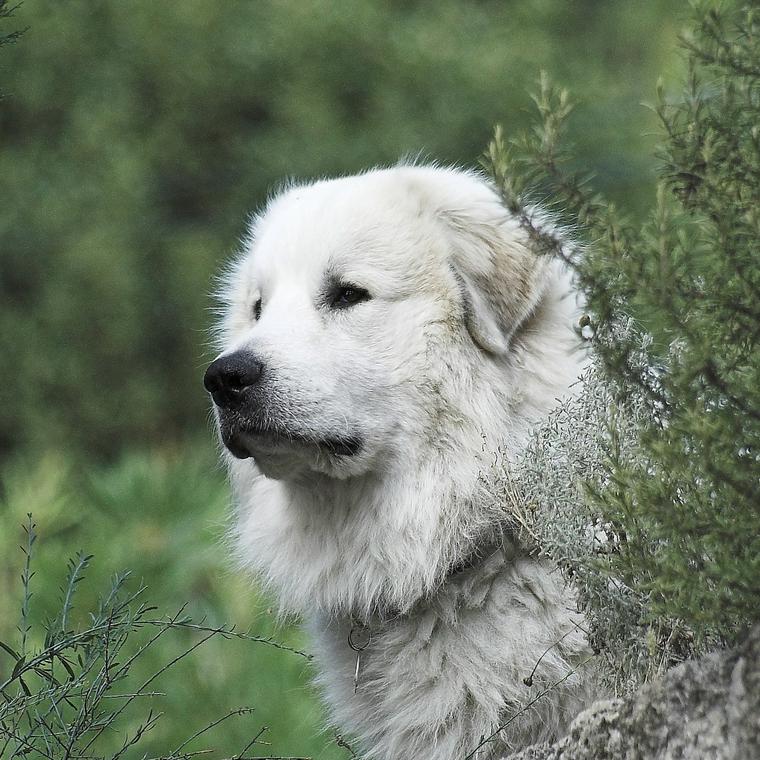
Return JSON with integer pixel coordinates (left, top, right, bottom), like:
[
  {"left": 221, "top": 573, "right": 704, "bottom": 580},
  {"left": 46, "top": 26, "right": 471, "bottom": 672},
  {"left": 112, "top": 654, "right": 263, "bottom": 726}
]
[{"left": 204, "top": 165, "right": 596, "bottom": 759}]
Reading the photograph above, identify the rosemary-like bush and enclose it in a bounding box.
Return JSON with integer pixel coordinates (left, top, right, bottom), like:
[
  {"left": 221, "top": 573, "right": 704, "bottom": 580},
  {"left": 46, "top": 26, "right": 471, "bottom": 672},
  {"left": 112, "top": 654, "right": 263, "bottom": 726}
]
[{"left": 483, "top": 0, "right": 759, "bottom": 691}]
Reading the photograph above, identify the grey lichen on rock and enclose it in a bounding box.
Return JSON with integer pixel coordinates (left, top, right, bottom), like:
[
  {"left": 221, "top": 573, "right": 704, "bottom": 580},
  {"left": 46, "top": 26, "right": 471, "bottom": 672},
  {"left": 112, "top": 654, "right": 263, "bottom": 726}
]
[{"left": 506, "top": 625, "right": 760, "bottom": 760}]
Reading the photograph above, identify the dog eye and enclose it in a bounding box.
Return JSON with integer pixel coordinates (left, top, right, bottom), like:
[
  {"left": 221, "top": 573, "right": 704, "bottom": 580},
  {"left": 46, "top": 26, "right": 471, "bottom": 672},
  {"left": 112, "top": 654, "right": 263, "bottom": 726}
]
[
  {"left": 253, "top": 298, "right": 262, "bottom": 321},
  {"left": 329, "top": 285, "right": 371, "bottom": 310}
]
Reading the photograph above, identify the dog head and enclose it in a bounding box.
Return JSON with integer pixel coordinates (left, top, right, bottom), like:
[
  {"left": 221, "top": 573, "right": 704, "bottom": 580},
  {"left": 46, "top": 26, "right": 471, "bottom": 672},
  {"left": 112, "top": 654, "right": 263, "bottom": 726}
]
[{"left": 206, "top": 166, "right": 558, "bottom": 481}]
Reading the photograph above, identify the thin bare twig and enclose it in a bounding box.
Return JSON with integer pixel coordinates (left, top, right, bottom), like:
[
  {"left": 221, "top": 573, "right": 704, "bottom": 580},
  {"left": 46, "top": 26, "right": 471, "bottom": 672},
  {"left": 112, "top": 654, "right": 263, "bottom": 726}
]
[{"left": 463, "top": 655, "right": 596, "bottom": 759}]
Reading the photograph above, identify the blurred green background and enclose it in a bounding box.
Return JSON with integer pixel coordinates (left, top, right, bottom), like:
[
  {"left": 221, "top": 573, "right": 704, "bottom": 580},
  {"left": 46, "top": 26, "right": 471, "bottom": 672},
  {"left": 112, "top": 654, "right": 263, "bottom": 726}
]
[{"left": 0, "top": 1, "right": 685, "bottom": 756}]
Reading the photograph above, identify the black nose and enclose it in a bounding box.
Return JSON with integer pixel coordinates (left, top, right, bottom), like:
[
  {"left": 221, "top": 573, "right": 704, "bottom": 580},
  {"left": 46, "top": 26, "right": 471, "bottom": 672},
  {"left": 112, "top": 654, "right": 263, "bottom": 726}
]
[{"left": 203, "top": 351, "right": 263, "bottom": 408}]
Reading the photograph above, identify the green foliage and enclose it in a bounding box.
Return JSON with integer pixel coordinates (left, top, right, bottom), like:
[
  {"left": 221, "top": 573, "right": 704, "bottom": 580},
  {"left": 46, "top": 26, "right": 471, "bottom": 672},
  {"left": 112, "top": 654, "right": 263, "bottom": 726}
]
[
  {"left": 0, "top": 533, "right": 311, "bottom": 759},
  {"left": 485, "top": 0, "right": 760, "bottom": 648},
  {"left": 0, "top": 0, "right": 683, "bottom": 461},
  {"left": 0, "top": 448, "right": 344, "bottom": 759},
  {"left": 0, "top": 0, "right": 24, "bottom": 51}
]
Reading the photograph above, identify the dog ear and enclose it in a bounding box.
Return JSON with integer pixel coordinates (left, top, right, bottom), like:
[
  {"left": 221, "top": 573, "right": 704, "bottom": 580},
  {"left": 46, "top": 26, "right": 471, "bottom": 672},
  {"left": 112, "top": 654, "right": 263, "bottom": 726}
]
[
  {"left": 449, "top": 264, "right": 512, "bottom": 355},
  {"left": 441, "top": 202, "right": 554, "bottom": 357},
  {"left": 399, "top": 166, "right": 556, "bottom": 355}
]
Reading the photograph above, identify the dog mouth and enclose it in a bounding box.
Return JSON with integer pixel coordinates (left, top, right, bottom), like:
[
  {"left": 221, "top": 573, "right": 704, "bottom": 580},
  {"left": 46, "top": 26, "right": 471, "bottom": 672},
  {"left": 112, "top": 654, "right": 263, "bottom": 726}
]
[{"left": 221, "top": 424, "right": 363, "bottom": 460}]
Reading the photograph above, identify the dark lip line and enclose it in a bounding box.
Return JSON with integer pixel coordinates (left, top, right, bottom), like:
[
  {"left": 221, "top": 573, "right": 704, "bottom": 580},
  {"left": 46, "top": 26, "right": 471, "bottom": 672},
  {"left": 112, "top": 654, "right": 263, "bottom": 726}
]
[{"left": 224, "top": 425, "right": 363, "bottom": 458}]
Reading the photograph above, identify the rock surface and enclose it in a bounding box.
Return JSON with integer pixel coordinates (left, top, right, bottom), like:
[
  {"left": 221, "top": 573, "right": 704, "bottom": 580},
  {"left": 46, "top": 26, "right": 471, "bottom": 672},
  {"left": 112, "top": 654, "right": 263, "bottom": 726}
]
[{"left": 507, "top": 625, "right": 760, "bottom": 760}]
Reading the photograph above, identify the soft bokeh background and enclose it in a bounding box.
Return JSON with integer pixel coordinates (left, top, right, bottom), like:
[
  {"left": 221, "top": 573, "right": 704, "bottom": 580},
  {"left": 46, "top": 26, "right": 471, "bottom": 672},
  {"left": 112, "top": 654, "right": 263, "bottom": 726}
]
[{"left": 1, "top": 1, "right": 686, "bottom": 756}]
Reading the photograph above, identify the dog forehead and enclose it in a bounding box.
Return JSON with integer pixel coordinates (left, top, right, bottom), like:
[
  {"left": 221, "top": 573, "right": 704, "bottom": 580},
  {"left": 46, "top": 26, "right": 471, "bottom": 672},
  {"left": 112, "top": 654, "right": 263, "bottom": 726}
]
[{"left": 248, "top": 172, "right": 448, "bottom": 283}]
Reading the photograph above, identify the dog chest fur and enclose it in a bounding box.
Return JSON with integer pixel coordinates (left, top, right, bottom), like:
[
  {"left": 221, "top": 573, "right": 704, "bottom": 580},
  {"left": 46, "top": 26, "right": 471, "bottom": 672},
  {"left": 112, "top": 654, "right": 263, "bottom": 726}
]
[{"left": 308, "top": 549, "right": 596, "bottom": 759}]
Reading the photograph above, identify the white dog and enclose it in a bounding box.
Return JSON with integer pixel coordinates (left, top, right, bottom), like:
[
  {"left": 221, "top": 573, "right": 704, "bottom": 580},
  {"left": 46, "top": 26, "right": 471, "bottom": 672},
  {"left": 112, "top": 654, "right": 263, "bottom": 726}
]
[{"left": 205, "top": 166, "right": 597, "bottom": 759}]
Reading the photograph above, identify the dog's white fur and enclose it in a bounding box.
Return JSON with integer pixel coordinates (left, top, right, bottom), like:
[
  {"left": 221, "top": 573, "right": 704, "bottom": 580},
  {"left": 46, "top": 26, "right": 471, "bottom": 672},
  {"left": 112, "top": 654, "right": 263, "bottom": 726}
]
[{"left": 212, "top": 166, "right": 596, "bottom": 758}]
